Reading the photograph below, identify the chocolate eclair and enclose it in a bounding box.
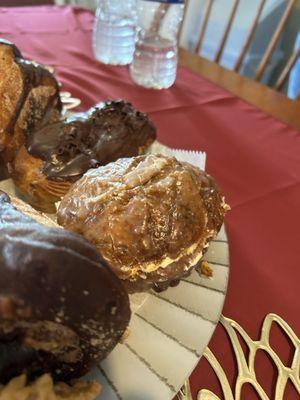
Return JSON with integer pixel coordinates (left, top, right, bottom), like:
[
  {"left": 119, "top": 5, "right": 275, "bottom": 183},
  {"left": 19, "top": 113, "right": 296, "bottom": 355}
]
[
  {"left": 57, "top": 155, "right": 229, "bottom": 292},
  {"left": 12, "top": 100, "right": 156, "bottom": 212},
  {"left": 0, "top": 191, "right": 130, "bottom": 383},
  {"left": 0, "top": 39, "right": 61, "bottom": 165}
]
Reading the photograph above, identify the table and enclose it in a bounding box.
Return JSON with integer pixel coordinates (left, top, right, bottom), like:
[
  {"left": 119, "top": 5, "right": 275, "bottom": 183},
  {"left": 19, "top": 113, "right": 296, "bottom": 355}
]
[{"left": 0, "top": 5, "right": 299, "bottom": 399}]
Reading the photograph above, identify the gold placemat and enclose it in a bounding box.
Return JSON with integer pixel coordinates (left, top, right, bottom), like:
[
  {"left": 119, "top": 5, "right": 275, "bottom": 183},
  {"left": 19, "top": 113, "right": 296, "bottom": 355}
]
[{"left": 178, "top": 313, "right": 300, "bottom": 400}]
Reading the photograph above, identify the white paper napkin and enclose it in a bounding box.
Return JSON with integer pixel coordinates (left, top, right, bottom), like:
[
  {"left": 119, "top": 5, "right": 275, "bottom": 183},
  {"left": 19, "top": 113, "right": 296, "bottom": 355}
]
[{"left": 149, "top": 141, "right": 206, "bottom": 171}]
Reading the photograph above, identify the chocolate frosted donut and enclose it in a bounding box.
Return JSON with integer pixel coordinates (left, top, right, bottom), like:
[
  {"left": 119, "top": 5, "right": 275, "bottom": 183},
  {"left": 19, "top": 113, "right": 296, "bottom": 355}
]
[
  {"left": 27, "top": 100, "right": 156, "bottom": 181},
  {"left": 57, "top": 155, "right": 229, "bottom": 292},
  {"left": 0, "top": 191, "right": 130, "bottom": 383},
  {"left": 11, "top": 100, "right": 156, "bottom": 212}
]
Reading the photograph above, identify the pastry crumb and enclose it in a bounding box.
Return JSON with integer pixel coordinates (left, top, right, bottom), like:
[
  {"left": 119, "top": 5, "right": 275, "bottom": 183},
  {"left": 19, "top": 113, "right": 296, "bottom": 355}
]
[
  {"left": 199, "top": 261, "right": 213, "bottom": 278},
  {"left": 0, "top": 374, "right": 101, "bottom": 400},
  {"left": 119, "top": 327, "right": 130, "bottom": 343}
]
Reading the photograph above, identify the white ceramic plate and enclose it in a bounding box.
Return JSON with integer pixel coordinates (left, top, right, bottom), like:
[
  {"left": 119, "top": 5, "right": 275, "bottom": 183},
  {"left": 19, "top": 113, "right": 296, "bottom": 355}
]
[
  {"left": 84, "top": 224, "right": 229, "bottom": 400},
  {"left": 0, "top": 143, "right": 229, "bottom": 400},
  {"left": 84, "top": 142, "right": 228, "bottom": 399}
]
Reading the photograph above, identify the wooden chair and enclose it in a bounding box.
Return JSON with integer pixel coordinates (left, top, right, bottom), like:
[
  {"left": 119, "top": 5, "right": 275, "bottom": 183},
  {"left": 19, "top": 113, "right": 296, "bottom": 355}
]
[{"left": 179, "top": 0, "right": 300, "bottom": 92}]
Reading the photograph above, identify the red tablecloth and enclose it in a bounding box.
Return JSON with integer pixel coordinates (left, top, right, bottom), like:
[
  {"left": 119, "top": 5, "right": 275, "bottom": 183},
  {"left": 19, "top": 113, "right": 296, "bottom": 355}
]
[{"left": 1, "top": 6, "right": 299, "bottom": 399}]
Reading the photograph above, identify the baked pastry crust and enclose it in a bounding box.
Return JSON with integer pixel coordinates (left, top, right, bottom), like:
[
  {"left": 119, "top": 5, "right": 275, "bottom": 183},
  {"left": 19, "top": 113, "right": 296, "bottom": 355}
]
[
  {"left": 0, "top": 40, "right": 61, "bottom": 165},
  {"left": 0, "top": 374, "right": 101, "bottom": 400},
  {"left": 12, "top": 145, "right": 72, "bottom": 213}
]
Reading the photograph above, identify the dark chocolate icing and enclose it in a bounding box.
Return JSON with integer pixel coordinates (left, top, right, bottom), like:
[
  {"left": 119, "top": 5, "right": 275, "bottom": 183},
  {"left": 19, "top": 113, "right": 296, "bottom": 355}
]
[
  {"left": 27, "top": 100, "right": 156, "bottom": 181},
  {"left": 0, "top": 191, "right": 130, "bottom": 383},
  {"left": 0, "top": 39, "right": 62, "bottom": 136}
]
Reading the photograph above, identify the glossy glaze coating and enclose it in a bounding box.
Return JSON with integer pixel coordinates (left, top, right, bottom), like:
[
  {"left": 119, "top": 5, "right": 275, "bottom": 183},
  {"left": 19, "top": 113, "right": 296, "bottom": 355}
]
[{"left": 58, "top": 155, "right": 228, "bottom": 292}]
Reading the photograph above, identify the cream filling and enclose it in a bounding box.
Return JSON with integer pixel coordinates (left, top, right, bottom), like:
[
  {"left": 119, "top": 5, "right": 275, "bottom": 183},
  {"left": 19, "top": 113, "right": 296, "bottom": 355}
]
[
  {"left": 138, "top": 242, "right": 202, "bottom": 273},
  {"left": 125, "top": 235, "right": 214, "bottom": 277}
]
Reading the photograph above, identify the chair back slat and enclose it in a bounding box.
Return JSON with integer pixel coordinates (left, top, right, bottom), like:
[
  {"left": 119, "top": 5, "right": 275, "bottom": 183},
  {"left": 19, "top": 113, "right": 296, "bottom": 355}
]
[
  {"left": 194, "top": 0, "right": 214, "bottom": 54},
  {"left": 214, "top": 0, "right": 240, "bottom": 63},
  {"left": 275, "top": 48, "right": 300, "bottom": 90},
  {"left": 234, "top": 0, "right": 267, "bottom": 72},
  {"left": 254, "top": 0, "right": 296, "bottom": 81},
  {"left": 181, "top": 0, "right": 298, "bottom": 94}
]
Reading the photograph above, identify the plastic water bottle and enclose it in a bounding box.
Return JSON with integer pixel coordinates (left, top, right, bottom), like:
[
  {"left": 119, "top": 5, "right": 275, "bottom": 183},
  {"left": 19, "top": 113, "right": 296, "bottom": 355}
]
[
  {"left": 130, "top": 0, "right": 185, "bottom": 89},
  {"left": 93, "top": 0, "right": 137, "bottom": 65}
]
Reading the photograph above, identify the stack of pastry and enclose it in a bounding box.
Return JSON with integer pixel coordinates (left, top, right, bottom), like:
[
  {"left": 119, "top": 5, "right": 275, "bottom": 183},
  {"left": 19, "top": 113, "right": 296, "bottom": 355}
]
[
  {"left": 12, "top": 99, "right": 156, "bottom": 212},
  {"left": 0, "top": 39, "right": 157, "bottom": 398},
  {"left": 0, "top": 40, "right": 156, "bottom": 212},
  {"left": 0, "top": 40, "right": 229, "bottom": 398},
  {"left": 58, "top": 154, "right": 229, "bottom": 292}
]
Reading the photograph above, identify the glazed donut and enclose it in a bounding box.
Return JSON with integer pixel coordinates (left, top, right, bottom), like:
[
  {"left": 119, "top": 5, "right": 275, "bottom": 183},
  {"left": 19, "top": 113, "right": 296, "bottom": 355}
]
[{"left": 57, "top": 155, "right": 229, "bottom": 292}]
